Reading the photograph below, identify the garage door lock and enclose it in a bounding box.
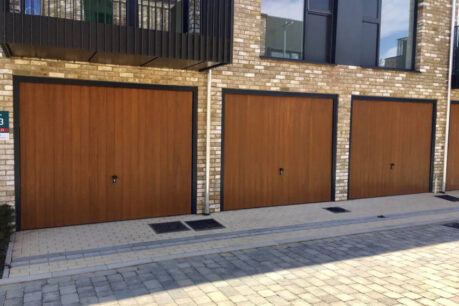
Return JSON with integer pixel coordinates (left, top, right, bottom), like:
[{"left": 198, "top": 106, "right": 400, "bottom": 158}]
[
  {"left": 279, "top": 168, "right": 284, "bottom": 175},
  {"left": 390, "top": 163, "right": 395, "bottom": 170},
  {"left": 112, "top": 175, "right": 118, "bottom": 184}
]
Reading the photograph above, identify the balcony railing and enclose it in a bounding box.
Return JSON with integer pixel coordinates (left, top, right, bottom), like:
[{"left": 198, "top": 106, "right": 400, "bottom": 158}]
[
  {"left": 453, "top": 26, "right": 459, "bottom": 89},
  {"left": 0, "top": 0, "right": 233, "bottom": 70}
]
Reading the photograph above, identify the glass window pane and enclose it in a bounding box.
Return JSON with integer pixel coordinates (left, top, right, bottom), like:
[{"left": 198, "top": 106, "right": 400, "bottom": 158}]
[
  {"left": 309, "top": 0, "right": 331, "bottom": 12},
  {"left": 261, "top": 0, "right": 304, "bottom": 59},
  {"left": 305, "top": 14, "right": 331, "bottom": 62},
  {"left": 25, "top": 0, "right": 41, "bottom": 15},
  {"left": 378, "top": 0, "right": 416, "bottom": 69},
  {"left": 84, "top": 0, "right": 113, "bottom": 24}
]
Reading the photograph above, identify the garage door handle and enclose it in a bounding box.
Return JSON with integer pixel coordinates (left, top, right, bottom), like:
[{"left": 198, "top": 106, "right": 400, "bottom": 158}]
[
  {"left": 390, "top": 163, "right": 395, "bottom": 170},
  {"left": 279, "top": 168, "right": 284, "bottom": 175},
  {"left": 112, "top": 175, "right": 118, "bottom": 184}
]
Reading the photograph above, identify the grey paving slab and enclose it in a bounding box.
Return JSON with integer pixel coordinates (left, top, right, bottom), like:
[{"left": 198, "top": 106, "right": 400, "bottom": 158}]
[
  {"left": 7, "top": 192, "right": 459, "bottom": 280},
  {"left": 1, "top": 223, "right": 459, "bottom": 305},
  {"left": 12, "top": 193, "right": 459, "bottom": 259}
]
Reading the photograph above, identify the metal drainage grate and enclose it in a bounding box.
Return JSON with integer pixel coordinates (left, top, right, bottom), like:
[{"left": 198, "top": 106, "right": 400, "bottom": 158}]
[
  {"left": 323, "top": 207, "right": 350, "bottom": 214},
  {"left": 377, "top": 215, "right": 386, "bottom": 219},
  {"left": 443, "top": 222, "right": 459, "bottom": 230},
  {"left": 435, "top": 195, "right": 459, "bottom": 202},
  {"left": 185, "top": 219, "right": 225, "bottom": 231},
  {"left": 149, "top": 221, "right": 190, "bottom": 234}
]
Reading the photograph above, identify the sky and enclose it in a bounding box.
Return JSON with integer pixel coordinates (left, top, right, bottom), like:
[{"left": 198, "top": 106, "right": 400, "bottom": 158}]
[
  {"left": 379, "top": 0, "right": 412, "bottom": 63},
  {"left": 261, "top": 0, "right": 304, "bottom": 21}
]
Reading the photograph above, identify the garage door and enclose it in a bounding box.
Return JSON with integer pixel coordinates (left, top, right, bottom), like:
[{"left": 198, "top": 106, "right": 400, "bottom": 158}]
[
  {"left": 349, "top": 98, "right": 434, "bottom": 199},
  {"left": 447, "top": 102, "right": 459, "bottom": 190},
  {"left": 223, "top": 92, "right": 336, "bottom": 210},
  {"left": 17, "top": 80, "right": 194, "bottom": 230}
]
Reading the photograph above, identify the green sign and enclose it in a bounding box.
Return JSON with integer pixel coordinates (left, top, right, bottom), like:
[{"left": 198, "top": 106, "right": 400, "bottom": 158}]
[{"left": 0, "top": 111, "right": 8, "bottom": 133}]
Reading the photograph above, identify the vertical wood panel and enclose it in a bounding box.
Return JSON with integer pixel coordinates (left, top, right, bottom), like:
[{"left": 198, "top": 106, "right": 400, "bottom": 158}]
[
  {"left": 350, "top": 101, "right": 396, "bottom": 199},
  {"left": 350, "top": 99, "right": 433, "bottom": 199},
  {"left": 285, "top": 97, "right": 333, "bottom": 204},
  {"left": 19, "top": 82, "right": 193, "bottom": 229},
  {"left": 447, "top": 104, "right": 459, "bottom": 190},
  {"left": 224, "top": 94, "right": 334, "bottom": 210}
]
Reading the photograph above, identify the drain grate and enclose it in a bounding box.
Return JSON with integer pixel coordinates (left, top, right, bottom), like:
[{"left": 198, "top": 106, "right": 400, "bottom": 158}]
[
  {"left": 443, "top": 222, "right": 459, "bottom": 229},
  {"left": 186, "top": 219, "right": 225, "bottom": 231},
  {"left": 377, "top": 215, "right": 386, "bottom": 219},
  {"left": 149, "top": 221, "right": 190, "bottom": 234},
  {"left": 324, "top": 207, "right": 350, "bottom": 214},
  {"left": 435, "top": 195, "right": 459, "bottom": 202}
]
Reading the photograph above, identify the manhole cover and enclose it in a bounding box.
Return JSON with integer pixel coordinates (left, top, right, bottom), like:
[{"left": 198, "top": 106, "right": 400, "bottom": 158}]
[
  {"left": 435, "top": 195, "right": 459, "bottom": 202},
  {"left": 323, "top": 207, "right": 350, "bottom": 213},
  {"left": 186, "top": 219, "right": 225, "bottom": 231},
  {"left": 149, "top": 221, "right": 190, "bottom": 234}
]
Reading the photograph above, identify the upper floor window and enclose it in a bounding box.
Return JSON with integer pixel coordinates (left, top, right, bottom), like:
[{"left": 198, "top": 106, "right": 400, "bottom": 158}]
[
  {"left": 260, "top": 0, "right": 417, "bottom": 70},
  {"left": 260, "top": 0, "right": 334, "bottom": 63},
  {"left": 260, "top": 0, "right": 304, "bottom": 60},
  {"left": 378, "top": 0, "right": 416, "bottom": 69},
  {"left": 24, "top": 0, "right": 41, "bottom": 15}
]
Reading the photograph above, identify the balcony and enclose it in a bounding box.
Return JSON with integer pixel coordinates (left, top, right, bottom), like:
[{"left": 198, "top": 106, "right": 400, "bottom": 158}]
[
  {"left": 0, "top": 0, "right": 233, "bottom": 70},
  {"left": 453, "top": 26, "right": 459, "bottom": 89}
]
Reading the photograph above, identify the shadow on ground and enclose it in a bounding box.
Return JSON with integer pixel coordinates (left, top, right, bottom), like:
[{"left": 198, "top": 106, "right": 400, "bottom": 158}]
[{"left": 1, "top": 222, "right": 459, "bottom": 305}]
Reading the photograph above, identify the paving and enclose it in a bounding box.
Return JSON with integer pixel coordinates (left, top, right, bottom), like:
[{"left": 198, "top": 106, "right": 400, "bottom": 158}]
[
  {"left": 5, "top": 192, "right": 459, "bottom": 281},
  {"left": 1, "top": 222, "right": 458, "bottom": 305}
]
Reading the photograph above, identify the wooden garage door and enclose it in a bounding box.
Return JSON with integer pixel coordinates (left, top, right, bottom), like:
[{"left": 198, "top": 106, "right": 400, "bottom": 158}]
[
  {"left": 447, "top": 103, "right": 459, "bottom": 190},
  {"left": 223, "top": 93, "right": 335, "bottom": 210},
  {"left": 349, "top": 99, "right": 434, "bottom": 199},
  {"left": 19, "top": 82, "right": 193, "bottom": 230}
]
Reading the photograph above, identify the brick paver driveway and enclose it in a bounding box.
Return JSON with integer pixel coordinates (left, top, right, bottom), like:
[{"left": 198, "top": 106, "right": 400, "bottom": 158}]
[{"left": 1, "top": 223, "right": 459, "bottom": 306}]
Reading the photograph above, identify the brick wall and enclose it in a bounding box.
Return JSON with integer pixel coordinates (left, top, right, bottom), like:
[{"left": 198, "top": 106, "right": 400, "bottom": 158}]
[
  {"left": 209, "top": 0, "right": 452, "bottom": 202},
  {"left": 0, "top": 0, "right": 453, "bottom": 214}
]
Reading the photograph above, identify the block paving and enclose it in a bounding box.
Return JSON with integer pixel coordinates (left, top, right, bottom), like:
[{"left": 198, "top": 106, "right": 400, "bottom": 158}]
[
  {"left": 1, "top": 223, "right": 458, "bottom": 305},
  {"left": 7, "top": 193, "right": 459, "bottom": 279}
]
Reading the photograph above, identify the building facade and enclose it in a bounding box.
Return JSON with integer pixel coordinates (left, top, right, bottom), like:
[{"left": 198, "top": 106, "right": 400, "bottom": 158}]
[{"left": 0, "top": 0, "right": 456, "bottom": 230}]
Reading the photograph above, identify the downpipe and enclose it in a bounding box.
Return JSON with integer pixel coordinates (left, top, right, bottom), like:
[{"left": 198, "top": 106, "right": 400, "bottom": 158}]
[
  {"left": 442, "top": 0, "right": 457, "bottom": 193},
  {"left": 204, "top": 69, "right": 212, "bottom": 215}
]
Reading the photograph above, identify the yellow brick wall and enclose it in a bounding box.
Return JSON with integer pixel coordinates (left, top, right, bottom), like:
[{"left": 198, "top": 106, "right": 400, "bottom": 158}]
[
  {"left": 210, "top": 0, "right": 452, "bottom": 202},
  {"left": 0, "top": 0, "right": 454, "bottom": 214}
]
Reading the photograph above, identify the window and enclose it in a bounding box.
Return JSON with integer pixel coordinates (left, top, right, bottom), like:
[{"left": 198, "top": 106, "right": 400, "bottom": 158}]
[
  {"left": 260, "top": 0, "right": 417, "bottom": 70},
  {"left": 378, "top": 0, "right": 416, "bottom": 69},
  {"left": 25, "top": 0, "right": 41, "bottom": 15},
  {"left": 260, "top": 0, "right": 304, "bottom": 60},
  {"left": 304, "top": 0, "right": 334, "bottom": 63},
  {"left": 260, "top": 0, "right": 334, "bottom": 62}
]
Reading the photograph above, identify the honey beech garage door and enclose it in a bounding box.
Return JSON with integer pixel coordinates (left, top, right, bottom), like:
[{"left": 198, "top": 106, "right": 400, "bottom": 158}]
[
  {"left": 223, "top": 92, "right": 336, "bottom": 210},
  {"left": 447, "top": 102, "right": 459, "bottom": 190},
  {"left": 349, "top": 98, "right": 435, "bottom": 199},
  {"left": 17, "top": 80, "right": 194, "bottom": 230}
]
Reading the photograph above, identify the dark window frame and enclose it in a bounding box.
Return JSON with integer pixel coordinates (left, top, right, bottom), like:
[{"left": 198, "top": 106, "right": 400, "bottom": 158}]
[
  {"left": 260, "top": 0, "right": 418, "bottom": 72},
  {"left": 303, "top": 0, "right": 336, "bottom": 63}
]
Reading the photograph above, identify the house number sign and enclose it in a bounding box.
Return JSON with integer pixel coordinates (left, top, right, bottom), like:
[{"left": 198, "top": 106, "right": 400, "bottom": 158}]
[{"left": 0, "top": 111, "right": 9, "bottom": 141}]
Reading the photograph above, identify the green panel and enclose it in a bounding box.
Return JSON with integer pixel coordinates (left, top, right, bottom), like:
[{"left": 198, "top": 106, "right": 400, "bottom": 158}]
[
  {"left": 83, "top": 0, "right": 114, "bottom": 24},
  {"left": 0, "top": 111, "right": 9, "bottom": 133}
]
